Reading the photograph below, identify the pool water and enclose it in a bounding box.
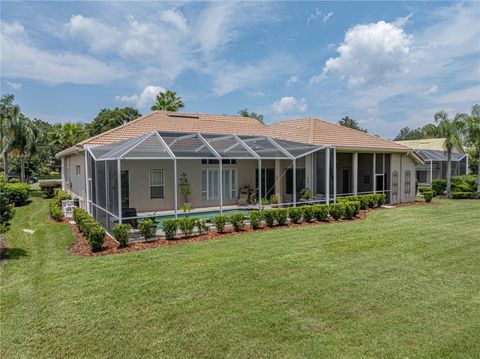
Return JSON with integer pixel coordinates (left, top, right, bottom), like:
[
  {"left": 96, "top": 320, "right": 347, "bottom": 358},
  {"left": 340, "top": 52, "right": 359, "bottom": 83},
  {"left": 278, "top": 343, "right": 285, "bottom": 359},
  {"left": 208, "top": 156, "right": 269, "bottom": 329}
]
[{"left": 154, "top": 209, "right": 252, "bottom": 228}]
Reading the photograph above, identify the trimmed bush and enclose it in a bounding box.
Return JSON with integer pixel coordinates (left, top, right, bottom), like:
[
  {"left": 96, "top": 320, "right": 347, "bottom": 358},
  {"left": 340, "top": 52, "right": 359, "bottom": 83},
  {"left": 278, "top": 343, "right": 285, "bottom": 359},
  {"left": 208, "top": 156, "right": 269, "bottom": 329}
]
[
  {"left": 344, "top": 201, "right": 361, "bottom": 219},
  {"left": 418, "top": 186, "right": 431, "bottom": 194},
  {"left": 113, "top": 224, "right": 131, "bottom": 247},
  {"left": 337, "top": 195, "right": 370, "bottom": 209},
  {"left": 196, "top": 219, "right": 208, "bottom": 234},
  {"left": 452, "top": 182, "right": 474, "bottom": 193},
  {"left": 178, "top": 217, "right": 197, "bottom": 237},
  {"left": 269, "top": 194, "right": 278, "bottom": 205},
  {"left": 377, "top": 194, "right": 386, "bottom": 206},
  {"left": 73, "top": 208, "right": 105, "bottom": 251},
  {"left": 0, "top": 190, "right": 15, "bottom": 234},
  {"left": 313, "top": 204, "right": 329, "bottom": 221},
  {"left": 53, "top": 189, "right": 72, "bottom": 206},
  {"left": 451, "top": 192, "right": 476, "bottom": 199},
  {"left": 288, "top": 207, "right": 303, "bottom": 223},
  {"left": 4, "top": 183, "right": 29, "bottom": 206},
  {"left": 302, "top": 206, "right": 315, "bottom": 222},
  {"left": 229, "top": 212, "right": 245, "bottom": 231},
  {"left": 248, "top": 210, "right": 263, "bottom": 229},
  {"left": 139, "top": 219, "right": 157, "bottom": 241},
  {"left": 274, "top": 208, "right": 288, "bottom": 226},
  {"left": 8, "top": 178, "right": 19, "bottom": 183},
  {"left": 211, "top": 215, "right": 227, "bottom": 233},
  {"left": 162, "top": 219, "right": 178, "bottom": 240},
  {"left": 423, "top": 191, "right": 434, "bottom": 203},
  {"left": 329, "top": 203, "right": 345, "bottom": 220},
  {"left": 49, "top": 201, "right": 63, "bottom": 221},
  {"left": 452, "top": 175, "right": 477, "bottom": 191},
  {"left": 39, "top": 180, "right": 61, "bottom": 198},
  {"left": 431, "top": 179, "right": 446, "bottom": 196},
  {"left": 263, "top": 210, "right": 276, "bottom": 227}
]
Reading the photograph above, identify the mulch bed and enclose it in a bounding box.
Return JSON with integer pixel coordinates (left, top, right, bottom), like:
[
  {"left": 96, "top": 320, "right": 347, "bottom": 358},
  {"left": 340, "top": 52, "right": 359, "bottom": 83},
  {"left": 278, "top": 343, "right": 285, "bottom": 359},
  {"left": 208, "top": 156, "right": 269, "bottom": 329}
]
[{"left": 68, "top": 201, "right": 436, "bottom": 257}]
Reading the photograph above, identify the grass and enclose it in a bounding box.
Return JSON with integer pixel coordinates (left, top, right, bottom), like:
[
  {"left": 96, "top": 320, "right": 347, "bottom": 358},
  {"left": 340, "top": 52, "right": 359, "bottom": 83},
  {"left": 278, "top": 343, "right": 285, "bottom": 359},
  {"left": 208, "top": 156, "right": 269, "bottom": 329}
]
[{"left": 1, "top": 198, "right": 479, "bottom": 358}]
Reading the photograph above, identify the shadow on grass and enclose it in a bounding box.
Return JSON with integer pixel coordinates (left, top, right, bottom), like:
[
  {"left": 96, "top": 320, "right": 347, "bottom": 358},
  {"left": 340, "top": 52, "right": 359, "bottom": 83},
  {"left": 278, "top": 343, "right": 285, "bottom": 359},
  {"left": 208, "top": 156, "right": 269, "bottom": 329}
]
[{"left": 3, "top": 247, "right": 28, "bottom": 260}]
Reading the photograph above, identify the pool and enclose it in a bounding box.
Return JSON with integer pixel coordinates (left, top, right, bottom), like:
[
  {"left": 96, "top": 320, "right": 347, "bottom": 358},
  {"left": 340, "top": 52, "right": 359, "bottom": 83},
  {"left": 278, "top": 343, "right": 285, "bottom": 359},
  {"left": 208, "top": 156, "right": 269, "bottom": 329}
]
[{"left": 152, "top": 209, "right": 253, "bottom": 228}]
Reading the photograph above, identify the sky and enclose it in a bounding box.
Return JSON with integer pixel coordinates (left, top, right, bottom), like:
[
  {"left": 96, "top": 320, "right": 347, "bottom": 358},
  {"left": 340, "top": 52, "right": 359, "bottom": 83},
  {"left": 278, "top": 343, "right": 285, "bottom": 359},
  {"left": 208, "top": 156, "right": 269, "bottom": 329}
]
[{"left": 1, "top": 1, "right": 479, "bottom": 139}]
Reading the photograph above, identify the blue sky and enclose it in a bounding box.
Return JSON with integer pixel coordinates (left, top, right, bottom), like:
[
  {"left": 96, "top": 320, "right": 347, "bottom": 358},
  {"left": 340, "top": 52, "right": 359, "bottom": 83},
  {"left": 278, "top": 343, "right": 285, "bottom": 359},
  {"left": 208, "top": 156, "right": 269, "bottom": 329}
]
[{"left": 1, "top": 1, "right": 479, "bottom": 139}]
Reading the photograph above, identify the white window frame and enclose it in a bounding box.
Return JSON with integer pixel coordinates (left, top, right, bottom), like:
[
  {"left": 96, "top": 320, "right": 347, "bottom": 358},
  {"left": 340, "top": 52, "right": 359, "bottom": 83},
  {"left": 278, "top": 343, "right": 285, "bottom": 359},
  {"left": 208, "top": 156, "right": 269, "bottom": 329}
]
[
  {"left": 202, "top": 166, "right": 237, "bottom": 202},
  {"left": 149, "top": 169, "right": 165, "bottom": 199}
]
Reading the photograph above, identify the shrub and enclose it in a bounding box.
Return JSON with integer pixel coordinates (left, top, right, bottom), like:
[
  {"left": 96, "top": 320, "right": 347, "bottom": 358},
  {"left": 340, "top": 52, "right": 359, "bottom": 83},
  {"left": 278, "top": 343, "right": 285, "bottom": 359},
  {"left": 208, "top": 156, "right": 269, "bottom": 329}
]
[
  {"left": 275, "top": 208, "right": 288, "bottom": 226},
  {"left": 366, "top": 194, "right": 377, "bottom": 208},
  {"left": 211, "top": 215, "right": 227, "bottom": 233},
  {"left": 229, "top": 212, "right": 245, "bottom": 231},
  {"left": 423, "top": 191, "right": 434, "bottom": 203},
  {"left": 4, "top": 183, "right": 30, "bottom": 206},
  {"left": 0, "top": 238, "right": 6, "bottom": 259},
  {"left": 431, "top": 179, "right": 446, "bottom": 196},
  {"left": 313, "top": 204, "right": 329, "bottom": 221},
  {"left": 39, "top": 181, "right": 61, "bottom": 198},
  {"left": 302, "top": 206, "right": 315, "bottom": 222},
  {"left": 196, "top": 218, "right": 208, "bottom": 234},
  {"left": 178, "top": 217, "right": 197, "bottom": 237},
  {"left": 72, "top": 207, "right": 105, "bottom": 251},
  {"left": 338, "top": 195, "right": 369, "bottom": 210},
  {"left": 249, "top": 210, "right": 263, "bottom": 229},
  {"left": 418, "top": 186, "right": 431, "bottom": 194},
  {"left": 0, "top": 191, "right": 15, "bottom": 234},
  {"left": 344, "top": 201, "right": 360, "bottom": 219},
  {"left": 261, "top": 198, "right": 269, "bottom": 206},
  {"left": 263, "top": 210, "right": 276, "bottom": 227},
  {"left": 53, "top": 189, "right": 72, "bottom": 206},
  {"left": 139, "top": 219, "right": 157, "bottom": 241},
  {"left": 452, "top": 182, "right": 474, "bottom": 193},
  {"left": 269, "top": 194, "right": 278, "bottom": 205},
  {"left": 451, "top": 192, "right": 475, "bottom": 199},
  {"left": 8, "top": 178, "right": 19, "bottom": 183},
  {"left": 452, "top": 175, "right": 477, "bottom": 191},
  {"left": 113, "top": 224, "right": 131, "bottom": 247},
  {"left": 376, "top": 194, "right": 386, "bottom": 206},
  {"left": 329, "top": 203, "right": 345, "bottom": 220},
  {"left": 288, "top": 207, "right": 303, "bottom": 223},
  {"left": 49, "top": 201, "right": 63, "bottom": 221},
  {"left": 162, "top": 219, "right": 178, "bottom": 240}
]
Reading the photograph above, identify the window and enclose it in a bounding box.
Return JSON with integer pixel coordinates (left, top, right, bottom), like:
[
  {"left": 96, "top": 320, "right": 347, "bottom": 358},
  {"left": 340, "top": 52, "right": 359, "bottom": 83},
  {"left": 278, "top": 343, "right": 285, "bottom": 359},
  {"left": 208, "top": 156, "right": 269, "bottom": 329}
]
[
  {"left": 149, "top": 169, "right": 165, "bottom": 199},
  {"left": 201, "top": 159, "right": 237, "bottom": 165},
  {"left": 202, "top": 168, "right": 237, "bottom": 201},
  {"left": 76, "top": 165, "right": 81, "bottom": 175}
]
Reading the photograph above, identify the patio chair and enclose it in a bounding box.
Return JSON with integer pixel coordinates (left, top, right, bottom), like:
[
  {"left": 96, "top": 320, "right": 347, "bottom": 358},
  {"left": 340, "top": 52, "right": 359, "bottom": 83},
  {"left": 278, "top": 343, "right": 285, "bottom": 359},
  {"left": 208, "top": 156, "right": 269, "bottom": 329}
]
[
  {"left": 122, "top": 208, "right": 138, "bottom": 228},
  {"left": 237, "top": 187, "right": 250, "bottom": 206}
]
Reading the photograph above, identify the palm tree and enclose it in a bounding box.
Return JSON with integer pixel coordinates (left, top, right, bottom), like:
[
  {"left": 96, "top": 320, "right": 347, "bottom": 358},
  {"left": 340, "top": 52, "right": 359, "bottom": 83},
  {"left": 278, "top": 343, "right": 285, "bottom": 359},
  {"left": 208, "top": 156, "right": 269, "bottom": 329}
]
[
  {"left": 434, "top": 111, "right": 465, "bottom": 197},
  {"left": 151, "top": 90, "right": 184, "bottom": 112},
  {"left": 7, "top": 116, "right": 38, "bottom": 182},
  {"left": 49, "top": 122, "right": 87, "bottom": 150},
  {"left": 238, "top": 108, "right": 264, "bottom": 124},
  {"left": 0, "top": 94, "right": 21, "bottom": 177},
  {"left": 456, "top": 104, "right": 480, "bottom": 192}
]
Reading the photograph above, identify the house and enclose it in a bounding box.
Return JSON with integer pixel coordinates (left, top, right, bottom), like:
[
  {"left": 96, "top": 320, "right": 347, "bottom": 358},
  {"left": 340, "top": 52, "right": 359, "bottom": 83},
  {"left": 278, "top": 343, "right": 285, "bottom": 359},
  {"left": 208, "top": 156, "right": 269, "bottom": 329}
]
[
  {"left": 56, "top": 111, "right": 421, "bottom": 234},
  {"left": 395, "top": 138, "right": 468, "bottom": 187}
]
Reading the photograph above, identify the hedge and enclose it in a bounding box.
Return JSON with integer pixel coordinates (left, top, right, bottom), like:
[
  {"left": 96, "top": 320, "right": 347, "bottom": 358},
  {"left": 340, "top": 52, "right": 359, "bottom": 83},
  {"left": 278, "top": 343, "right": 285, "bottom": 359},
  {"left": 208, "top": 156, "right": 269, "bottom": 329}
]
[
  {"left": 451, "top": 192, "right": 478, "bottom": 199},
  {"left": 39, "top": 180, "right": 62, "bottom": 198},
  {"left": 432, "top": 180, "right": 446, "bottom": 195},
  {"left": 423, "top": 191, "right": 434, "bottom": 203},
  {"left": 4, "top": 183, "right": 30, "bottom": 206},
  {"left": 73, "top": 207, "right": 105, "bottom": 251},
  {"left": 337, "top": 194, "right": 385, "bottom": 209},
  {"left": 49, "top": 201, "right": 63, "bottom": 221},
  {"left": 113, "top": 224, "right": 131, "bottom": 247},
  {"left": 329, "top": 203, "right": 345, "bottom": 220},
  {"left": 288, "top": 207, "right": 303, "bottom": 223}
]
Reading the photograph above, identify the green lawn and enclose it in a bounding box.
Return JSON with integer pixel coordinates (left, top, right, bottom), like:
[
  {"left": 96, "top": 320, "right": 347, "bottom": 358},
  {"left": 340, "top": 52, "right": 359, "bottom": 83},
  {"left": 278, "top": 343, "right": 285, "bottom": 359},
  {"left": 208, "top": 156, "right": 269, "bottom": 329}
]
[{"left": 1, "top": 198, "right": 479, "bottom": 358}]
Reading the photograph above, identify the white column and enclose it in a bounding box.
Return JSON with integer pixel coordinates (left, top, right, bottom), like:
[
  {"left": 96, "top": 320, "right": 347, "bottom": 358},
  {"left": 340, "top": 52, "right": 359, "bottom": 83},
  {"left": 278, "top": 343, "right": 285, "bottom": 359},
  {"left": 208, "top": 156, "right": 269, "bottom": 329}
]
[
  {"left": 219, "top": 160, "right": 223, "bottom": 214},
  {"left": 258, "top": 159, "right": 262, "bottom": 209},
  {"left": 352, "top": 152, "right": 358, "bottom": 196},
  {"left": 274, "top": 159, "right": 281, "bottom": 203},
  {"left": 325, "top": 147, "right": 330, "bottom": 204},
  {"left": 372, "top": 153, "right": 376, "bottom": 194},
  {"left": 293, "top": 159, "right": 297, "bottom": 206},
  {"left": 117, "top": 159, "right": 122, "bottom": 224},
  {"left": 430, "top": 160, "right": 433, "bottom": 186},
  {"left": 173, "top": 159, "right": 178, "bottom": 219},
  {"left": 61, "top": 157, "right": 65, "bottom": 191},
  {"left": 84, "top": 152, "right": 90, "bottom": 213},
  {"left": 333, "top": 148, "right": 337, "bottom": 203},
  {"left": 382, "top": 154, "right": 386, "bottom": 194}
]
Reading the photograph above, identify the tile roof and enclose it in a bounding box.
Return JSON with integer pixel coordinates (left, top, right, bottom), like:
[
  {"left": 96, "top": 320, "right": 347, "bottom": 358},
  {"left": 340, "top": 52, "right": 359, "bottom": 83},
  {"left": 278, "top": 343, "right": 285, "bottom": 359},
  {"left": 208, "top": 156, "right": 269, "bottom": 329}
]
[
  {"left": 266, "top": 118, "right": 411, "bottom": 151},
  {"left": 395, "top": 138, "right": 464, "bottom": 153},
  {"left": 57, "top": 111, "right": 412, "bottom": 157}
]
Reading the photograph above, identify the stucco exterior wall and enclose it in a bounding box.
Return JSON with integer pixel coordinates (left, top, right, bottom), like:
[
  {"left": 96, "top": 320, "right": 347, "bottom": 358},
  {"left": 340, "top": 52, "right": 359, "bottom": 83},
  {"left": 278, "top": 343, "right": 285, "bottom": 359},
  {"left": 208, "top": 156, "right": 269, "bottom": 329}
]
[
  {"left": 63, "top": 152, "right": 86, "bottom": 206},
  {"left": 390, "top": 153, "right": 417, "bottom": 204}
]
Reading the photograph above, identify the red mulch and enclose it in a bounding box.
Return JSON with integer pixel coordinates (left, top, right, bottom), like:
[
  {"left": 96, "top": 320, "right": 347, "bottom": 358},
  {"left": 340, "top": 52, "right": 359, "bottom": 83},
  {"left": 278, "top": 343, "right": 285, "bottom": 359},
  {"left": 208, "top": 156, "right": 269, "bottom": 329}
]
[{"left": 67, "top": 201, "right": 436, "bottom": 257}]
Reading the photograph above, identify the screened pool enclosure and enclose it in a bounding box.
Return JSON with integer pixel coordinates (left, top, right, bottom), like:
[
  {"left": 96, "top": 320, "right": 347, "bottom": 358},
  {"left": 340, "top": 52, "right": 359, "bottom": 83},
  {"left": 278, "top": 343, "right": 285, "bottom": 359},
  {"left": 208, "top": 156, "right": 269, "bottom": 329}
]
[
  {"left": 84, "top": 131, "right": 333, "bottom": 234},
  {"left": 414, "top": 149, "right": 468, "bottom": 186}
]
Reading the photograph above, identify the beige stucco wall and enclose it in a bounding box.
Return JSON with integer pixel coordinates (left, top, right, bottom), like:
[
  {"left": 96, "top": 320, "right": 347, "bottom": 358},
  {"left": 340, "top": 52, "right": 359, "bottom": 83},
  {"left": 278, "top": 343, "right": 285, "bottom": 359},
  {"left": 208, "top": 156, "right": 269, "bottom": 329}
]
[
  {"left": 390, "top": 153, "right": 417, "bottom": 204},
  {"left": 63, "top": 152, "right": 86, "bottom": 206}
]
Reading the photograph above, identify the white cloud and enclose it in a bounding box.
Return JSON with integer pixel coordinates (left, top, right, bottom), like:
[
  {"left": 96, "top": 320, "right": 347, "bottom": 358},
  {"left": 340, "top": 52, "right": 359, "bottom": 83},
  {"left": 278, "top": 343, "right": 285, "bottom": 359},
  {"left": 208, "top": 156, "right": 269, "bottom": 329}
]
[
  {"left": 6, "top": 81, "right": 22, "bottom": 90},
  {"left": 160, "top": 9, "right": 188, "bottom": 33},
  {"left": 66, "top": 15, "right": 121, "bottom": 53},
  {"left": 0, "top": 20, "right": 126, "bottom": 85},
  {"left": 307, "top": 9, "right": 333, "bottom": 24},
  {"left": 424, "top": 85, "right": 438, "bottom": 95},
  {"left": 285, "top": 75, "right": 299, "bottom": 86},
  {"left": 115, "top": 85, "right": 166, "bottom": 109},
  {"left": 272, "top": 96, "right": 307, "bottom": 114},
  {"left": 313, "top": 20, "right": 411, "bottom": 87}
]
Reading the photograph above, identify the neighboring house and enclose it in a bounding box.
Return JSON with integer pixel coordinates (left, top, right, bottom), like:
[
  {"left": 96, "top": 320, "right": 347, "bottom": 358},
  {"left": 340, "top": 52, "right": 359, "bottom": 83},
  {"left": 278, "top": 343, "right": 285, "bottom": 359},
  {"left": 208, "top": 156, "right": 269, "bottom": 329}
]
[
  {"left": 395, "top": 138, "right": 468, "bottom": 187},
  {"left": 56, "top": 111, "right": 421, "bottom": 234}
]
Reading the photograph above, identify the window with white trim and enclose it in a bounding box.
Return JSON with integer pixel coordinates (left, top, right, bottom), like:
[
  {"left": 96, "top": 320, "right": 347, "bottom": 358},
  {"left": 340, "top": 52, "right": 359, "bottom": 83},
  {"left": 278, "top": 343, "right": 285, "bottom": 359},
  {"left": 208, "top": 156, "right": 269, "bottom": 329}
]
[
  {"left": 149, "top": 169, "right": 165, "bottom": 199},
  {"left": 202, "top": 168, "right": 237, "bottom": 201}
]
